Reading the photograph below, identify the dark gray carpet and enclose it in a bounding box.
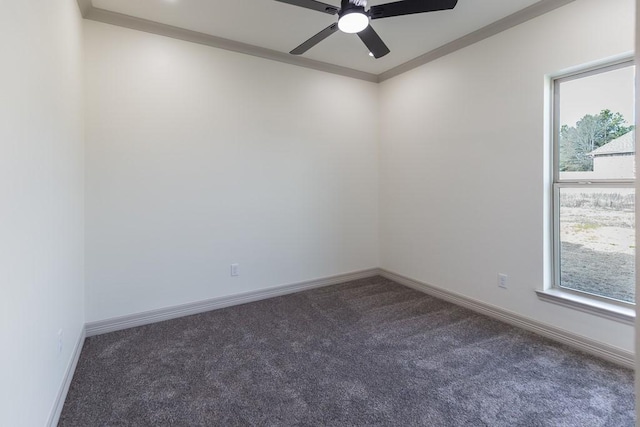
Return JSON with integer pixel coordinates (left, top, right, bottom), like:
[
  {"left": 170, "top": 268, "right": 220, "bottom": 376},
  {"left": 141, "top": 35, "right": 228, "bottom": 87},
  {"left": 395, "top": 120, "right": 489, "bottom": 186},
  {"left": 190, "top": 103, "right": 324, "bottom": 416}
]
[{"left": 59, "top": 276, "right": 634, "bottom": 426}]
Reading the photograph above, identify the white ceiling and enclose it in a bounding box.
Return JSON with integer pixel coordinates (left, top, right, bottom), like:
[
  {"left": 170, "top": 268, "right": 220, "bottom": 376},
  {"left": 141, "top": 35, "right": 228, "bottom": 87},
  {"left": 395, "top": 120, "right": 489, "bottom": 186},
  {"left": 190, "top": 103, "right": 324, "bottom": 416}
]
[{"left": 91, "top": 0, "right": 543, "bottom": 75}]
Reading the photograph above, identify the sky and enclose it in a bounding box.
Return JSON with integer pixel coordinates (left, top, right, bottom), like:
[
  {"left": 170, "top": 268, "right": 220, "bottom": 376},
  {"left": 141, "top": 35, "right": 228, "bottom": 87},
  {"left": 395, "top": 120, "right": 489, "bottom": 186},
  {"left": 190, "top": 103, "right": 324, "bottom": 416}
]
[{"left": 559, "top": 65, "right": 634, "bottom": 129}]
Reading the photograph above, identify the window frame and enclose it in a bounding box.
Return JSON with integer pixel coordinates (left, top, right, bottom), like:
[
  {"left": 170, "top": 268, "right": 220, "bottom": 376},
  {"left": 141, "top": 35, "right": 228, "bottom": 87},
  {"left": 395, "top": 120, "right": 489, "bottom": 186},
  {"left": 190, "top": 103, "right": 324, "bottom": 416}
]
[{"left": 550, "top": 58, "right": 636, "bottom": 309}]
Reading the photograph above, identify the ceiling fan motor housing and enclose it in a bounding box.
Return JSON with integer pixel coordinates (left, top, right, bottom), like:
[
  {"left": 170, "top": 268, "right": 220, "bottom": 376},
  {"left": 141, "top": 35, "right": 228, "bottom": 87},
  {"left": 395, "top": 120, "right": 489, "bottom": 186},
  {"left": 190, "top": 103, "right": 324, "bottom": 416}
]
[
  {"left": 347, "top": 0, "right": 367, "bottom": 6},
  {"left": 341, "top": 0, "right": 367, "bottom": 13},
  {"left": 338, "top": 6, "right": 367, "bottom": 20}
]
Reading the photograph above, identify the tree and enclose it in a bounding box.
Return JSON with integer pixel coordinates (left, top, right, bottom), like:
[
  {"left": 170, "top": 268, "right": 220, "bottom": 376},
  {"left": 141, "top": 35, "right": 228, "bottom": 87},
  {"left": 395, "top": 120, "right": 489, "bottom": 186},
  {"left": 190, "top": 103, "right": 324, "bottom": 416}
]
[{"left": 559, "top": 109, "right": 634, "bottom": 171}]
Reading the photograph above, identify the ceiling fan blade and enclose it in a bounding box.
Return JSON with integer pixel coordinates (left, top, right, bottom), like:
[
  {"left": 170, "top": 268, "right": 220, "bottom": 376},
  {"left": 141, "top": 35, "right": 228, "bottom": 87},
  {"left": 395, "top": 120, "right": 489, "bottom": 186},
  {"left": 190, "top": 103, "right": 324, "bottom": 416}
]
[
  {"left": 357, "top": 25, "right": 390, "bottom": 59},
  {"left": 369, "top": 0, "right": 458, "bottom": 20},
  {"left": 274, "top": 0, "right": 339, "bottom": 15},
  {"left": 291, "top": 23, "right": 339, "bottom": 55}
]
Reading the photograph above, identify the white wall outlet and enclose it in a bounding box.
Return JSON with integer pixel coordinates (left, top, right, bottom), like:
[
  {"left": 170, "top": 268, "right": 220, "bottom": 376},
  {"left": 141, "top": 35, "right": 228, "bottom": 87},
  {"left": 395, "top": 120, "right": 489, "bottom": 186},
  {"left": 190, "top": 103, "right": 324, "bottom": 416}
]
[
  {"left": 498, "top": 273, "right": 508, "bottom": 289},
  {"left": 230, "top": 263, "right": 239, "bottom": 277},
  {"left": 57, "top": 329, "right": 63, "bottom": 354}
]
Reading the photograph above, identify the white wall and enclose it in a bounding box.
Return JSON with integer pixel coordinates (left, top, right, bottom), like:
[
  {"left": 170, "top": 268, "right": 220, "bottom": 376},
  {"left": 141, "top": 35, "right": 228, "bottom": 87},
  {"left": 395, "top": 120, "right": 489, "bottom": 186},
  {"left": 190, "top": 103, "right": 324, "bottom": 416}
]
[
  {"left": 0, "top": 0, "right": 85, "bottom": 426},
  {"left": 379, "top": 0, "right": 635, "bottom": 352},
  {"left": 84, "top": 21, "right": 379, "bottom": 322}
]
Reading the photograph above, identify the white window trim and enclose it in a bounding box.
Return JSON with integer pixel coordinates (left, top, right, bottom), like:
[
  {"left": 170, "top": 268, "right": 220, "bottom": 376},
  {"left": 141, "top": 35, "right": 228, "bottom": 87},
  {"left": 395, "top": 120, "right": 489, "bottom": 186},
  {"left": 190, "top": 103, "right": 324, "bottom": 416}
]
[
  {"left": 539, "top": 58, "right": 636, "bottom": 323},
  {"left": 536, "top": 288, "right": 634, "bottom": 325}
]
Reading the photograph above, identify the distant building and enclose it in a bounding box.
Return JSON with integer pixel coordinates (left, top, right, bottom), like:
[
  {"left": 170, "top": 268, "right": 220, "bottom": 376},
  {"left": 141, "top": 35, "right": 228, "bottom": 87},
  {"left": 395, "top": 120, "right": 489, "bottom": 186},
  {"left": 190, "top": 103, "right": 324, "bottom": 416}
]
[
  {"left": 588, "top": 130, "right": 635, "bottom": 179},
  {"left": 560, "top": 130, "right": 635, "bottom": 181}
]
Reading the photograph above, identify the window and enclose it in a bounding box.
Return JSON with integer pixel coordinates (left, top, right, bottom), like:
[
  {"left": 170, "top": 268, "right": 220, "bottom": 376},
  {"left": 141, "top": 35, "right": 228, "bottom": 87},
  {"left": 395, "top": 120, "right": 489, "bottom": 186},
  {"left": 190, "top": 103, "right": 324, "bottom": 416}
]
[{"left": 552, "top": 60, "right": 635, "bottom": 305}]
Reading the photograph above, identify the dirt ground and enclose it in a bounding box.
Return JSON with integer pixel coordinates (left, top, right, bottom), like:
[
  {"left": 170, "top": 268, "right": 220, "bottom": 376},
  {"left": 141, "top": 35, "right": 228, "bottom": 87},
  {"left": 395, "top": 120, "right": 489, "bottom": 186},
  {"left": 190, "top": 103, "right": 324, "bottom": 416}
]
[{"left": 560, "top": 206, "right": 635, "bottom": 303}]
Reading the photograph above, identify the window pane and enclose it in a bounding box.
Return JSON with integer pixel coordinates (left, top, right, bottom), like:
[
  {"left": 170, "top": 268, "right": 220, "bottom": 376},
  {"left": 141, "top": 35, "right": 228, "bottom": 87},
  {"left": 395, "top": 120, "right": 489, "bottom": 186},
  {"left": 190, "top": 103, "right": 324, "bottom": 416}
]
[
  {"left": 558, "top": 187, "right": 635, "bottom": 303},
  {"left": 557, "top": 65, "right": 635, "bottom": 181}
]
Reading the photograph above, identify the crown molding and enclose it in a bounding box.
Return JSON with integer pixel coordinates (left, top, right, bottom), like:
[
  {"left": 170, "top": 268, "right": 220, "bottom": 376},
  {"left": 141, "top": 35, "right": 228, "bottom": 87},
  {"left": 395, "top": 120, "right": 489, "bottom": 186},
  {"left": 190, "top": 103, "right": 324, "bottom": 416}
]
[
  {"left": 76, "top": 0, "right": 92, "bottom": 17},
  {"left": 378, "top": 0, "right": 577, "bottom": 82},
  {"left": 79, "top": 3, "right": 378, "bottom": 83},
  {"left": 77, "top": 0, "right": 576, "bottom": 83}
]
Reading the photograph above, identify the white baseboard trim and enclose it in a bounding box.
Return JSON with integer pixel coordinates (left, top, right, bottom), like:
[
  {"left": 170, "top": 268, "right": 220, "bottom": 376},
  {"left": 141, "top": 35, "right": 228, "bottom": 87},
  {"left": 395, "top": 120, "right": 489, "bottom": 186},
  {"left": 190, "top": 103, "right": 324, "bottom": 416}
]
[
  {"left": 85, "top": 268, "right": 379, "bottom": 337},
  {"left": 379, "top": 269, "right": 635, "bottom": 369},
  {"left": 83, "top": 267, "right": 634, "bottom": 368},
  {"left": 48, "top": 326, "right": 86, "bottom": 427}
]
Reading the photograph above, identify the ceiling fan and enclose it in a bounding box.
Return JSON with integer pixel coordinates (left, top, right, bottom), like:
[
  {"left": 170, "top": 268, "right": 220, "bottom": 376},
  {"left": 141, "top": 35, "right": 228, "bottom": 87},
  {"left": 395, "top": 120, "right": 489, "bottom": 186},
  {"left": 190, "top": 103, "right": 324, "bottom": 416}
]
[{"left": 274, "top": 0, "right": 459, "bottom": 59}]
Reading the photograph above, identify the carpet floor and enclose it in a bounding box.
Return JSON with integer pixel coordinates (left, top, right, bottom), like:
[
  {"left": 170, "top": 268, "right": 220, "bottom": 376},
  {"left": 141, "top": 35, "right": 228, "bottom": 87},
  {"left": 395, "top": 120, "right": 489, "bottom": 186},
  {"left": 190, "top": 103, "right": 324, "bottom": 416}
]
[{"left": 59, "top": 276, "right": 634, "bottom": 426}]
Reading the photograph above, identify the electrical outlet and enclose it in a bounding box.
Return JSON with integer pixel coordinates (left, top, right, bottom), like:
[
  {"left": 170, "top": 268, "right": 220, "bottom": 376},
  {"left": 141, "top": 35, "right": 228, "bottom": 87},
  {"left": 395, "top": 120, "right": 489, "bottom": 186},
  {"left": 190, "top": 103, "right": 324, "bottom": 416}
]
[
  {"left": 230, "top": 263, "right": 239, "bottom": 277},
  {"left": 57, "top": 329, "right": 63, "bottom": 354},
  {"left": 498, "top": 273, "right": 508, "bottom": 289}
]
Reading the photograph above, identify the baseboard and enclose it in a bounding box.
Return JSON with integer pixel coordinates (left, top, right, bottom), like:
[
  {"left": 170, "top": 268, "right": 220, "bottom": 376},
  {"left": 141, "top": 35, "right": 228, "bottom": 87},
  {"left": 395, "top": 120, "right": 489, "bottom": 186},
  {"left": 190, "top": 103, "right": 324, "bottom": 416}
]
[
  {"left": 379, "top": 269, "right": 635, "bottom": 369},
  {"left": 47, "top": 326, "right": 86, "bottom": 427},
  {"left": 84, "top": 267, "right": 634, "bottom": 368},
  {"left": 85, "top": 268, "right": 379, "bottom": 337}
]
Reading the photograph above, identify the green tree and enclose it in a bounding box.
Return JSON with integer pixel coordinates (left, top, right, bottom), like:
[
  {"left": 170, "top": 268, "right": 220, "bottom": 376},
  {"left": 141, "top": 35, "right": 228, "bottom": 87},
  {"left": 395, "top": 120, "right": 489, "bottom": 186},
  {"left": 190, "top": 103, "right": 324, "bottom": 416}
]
[{"left": 559, "top": 109, "right": 634, "bottom": 171}]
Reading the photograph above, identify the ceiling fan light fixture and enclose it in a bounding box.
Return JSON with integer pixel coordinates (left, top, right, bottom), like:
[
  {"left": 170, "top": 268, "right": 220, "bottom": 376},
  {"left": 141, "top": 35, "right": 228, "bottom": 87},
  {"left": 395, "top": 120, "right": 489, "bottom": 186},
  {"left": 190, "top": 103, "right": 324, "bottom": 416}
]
[
  {"left": 281, "top": 0, "right": 458, "bottom": 58},
  {"left": 338, "top": 10, "right": 369, "bottom": 34}
]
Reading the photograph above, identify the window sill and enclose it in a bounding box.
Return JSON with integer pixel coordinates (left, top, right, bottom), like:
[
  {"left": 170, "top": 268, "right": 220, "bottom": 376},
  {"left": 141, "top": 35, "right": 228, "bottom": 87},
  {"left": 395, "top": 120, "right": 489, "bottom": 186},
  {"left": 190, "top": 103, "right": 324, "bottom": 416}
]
[{"left": 536, "top": 289, "right": 635, "bottom": 326}]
